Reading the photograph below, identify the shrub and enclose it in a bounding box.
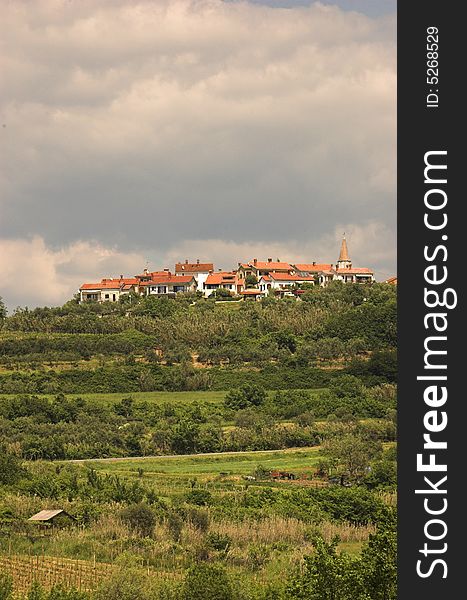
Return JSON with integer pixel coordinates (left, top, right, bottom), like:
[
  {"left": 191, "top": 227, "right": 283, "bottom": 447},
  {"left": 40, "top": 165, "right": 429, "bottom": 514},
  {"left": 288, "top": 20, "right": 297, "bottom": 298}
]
[
  {"left": 181, "top": 563, "right": 233, "bottom": 600},
  {"left": 94, "top": 568, "right": 150, "bottom": 600},
  {"left": 120, "top": 503, "right": 156, "bottom": 538},
  {"left": 186, "top": 507, "right": 210, "bottom": 532},
  {"left": 184, "top": 489, "right": 212, "bottom": 506},
  {"left": 166, "top": 511, "right": 183, "bottom": 542},
  {"left": 225, "top": 384, "right": 267, "bottom": 411},
  {"left": 206, "top": 531, "right": 232, "bottom": 552}
]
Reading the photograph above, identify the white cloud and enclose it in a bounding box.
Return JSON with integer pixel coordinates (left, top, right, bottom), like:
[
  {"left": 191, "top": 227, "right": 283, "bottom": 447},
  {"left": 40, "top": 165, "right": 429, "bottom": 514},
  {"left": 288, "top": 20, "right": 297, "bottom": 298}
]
[{"left": 0, "top": 237, "right": 146, "bottom": 310}]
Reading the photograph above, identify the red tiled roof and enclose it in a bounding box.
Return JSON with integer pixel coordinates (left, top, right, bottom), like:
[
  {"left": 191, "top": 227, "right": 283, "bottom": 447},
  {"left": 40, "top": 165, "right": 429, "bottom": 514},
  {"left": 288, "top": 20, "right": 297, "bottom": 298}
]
[
  {"left": 144, "top": 275, "right": 195, "bottom": 286},
  {"left": 240, "top": 289, "right": 263, "bottom": 295},
  {"left": 294, "top": 263, "right": 332, "bottom": 272},
  {"left": 269, "top": 273, "right": 315, "bottom": 282},
  {"left": 385, "top": 276, "right": 398, "bottom": 284},
  {"left": 205, "top": 272, "right": 238, "bottom": 285},
  {"left": 102, "top": 277, "right": 138, "bottom": 285},
  {"left": 80, "top": 281, "right": 123, "bottom": 290},
  {"left": 175, "top": 262, "right": 214, "bottom": 273},
  {"left": 336, "top": 268, "right": 373, "bottom": 274},
  {"left": 248, "top": 260, "right": 293, "bottom": 271},
  {"left": 135, "top": 271, "right": 172, "bottom": 279}
]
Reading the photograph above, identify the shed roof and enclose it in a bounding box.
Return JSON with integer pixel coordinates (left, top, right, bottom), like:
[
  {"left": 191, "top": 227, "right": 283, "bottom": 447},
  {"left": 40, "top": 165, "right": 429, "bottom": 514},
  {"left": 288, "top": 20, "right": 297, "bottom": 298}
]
[{"left": 28, "top": 509, "right": 72, "bottom": 522}]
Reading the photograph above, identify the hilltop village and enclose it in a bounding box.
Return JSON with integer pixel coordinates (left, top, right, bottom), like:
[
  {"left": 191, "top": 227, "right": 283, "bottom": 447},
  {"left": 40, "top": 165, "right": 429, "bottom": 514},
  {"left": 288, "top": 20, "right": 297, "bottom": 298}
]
[{"left": 80, "top": 237, "right": 376, "bottom": 303}]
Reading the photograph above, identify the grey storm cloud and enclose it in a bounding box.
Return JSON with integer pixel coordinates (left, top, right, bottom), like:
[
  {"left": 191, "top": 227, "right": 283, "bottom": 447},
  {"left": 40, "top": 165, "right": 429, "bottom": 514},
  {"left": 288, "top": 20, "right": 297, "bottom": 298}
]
[{"left": 0, "top": 0, "right": 396, "bottom": 309}]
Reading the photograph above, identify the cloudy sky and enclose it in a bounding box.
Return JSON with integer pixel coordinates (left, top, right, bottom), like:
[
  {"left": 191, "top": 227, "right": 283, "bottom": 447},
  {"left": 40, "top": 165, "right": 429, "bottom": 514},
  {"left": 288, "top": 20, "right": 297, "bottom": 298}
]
[{"left": 0, "top": 0, "right": 396, "bottom": 311}]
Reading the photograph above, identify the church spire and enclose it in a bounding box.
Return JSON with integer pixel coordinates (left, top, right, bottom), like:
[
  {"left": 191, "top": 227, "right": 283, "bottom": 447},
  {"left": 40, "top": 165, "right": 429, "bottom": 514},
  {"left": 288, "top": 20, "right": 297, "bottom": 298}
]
[
  {"left": 337, "top": 234, "right": 352, "bottom": 269},
  {"left": 339, "top": 234, "right": 350, "bottom": 261}
]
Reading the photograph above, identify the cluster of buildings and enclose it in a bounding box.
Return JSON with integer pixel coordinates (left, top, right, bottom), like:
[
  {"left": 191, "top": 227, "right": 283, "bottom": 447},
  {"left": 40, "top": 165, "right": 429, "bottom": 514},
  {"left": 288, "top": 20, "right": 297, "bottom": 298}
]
[{"left": 79, "top": 237, "right": 376, "bottom": 303}]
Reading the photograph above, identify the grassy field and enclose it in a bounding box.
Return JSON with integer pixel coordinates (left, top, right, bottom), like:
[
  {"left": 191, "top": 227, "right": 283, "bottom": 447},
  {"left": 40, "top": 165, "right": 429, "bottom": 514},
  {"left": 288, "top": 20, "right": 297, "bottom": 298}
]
[
  {"left": 71, "top": 447, "right": 322, "bottom": 478},
  {"left": 0, "top": 388, "right": 324, "bottom": 405}
]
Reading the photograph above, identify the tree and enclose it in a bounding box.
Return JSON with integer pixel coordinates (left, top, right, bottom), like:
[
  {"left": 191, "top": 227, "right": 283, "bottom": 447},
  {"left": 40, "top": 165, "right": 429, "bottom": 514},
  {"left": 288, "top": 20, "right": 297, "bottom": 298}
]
[
  {"left": 323, "top": 433, "right": 382, "bottom": 482},
  {"left": 285, "top": 535, "right": 367, "bottom": 600},
  {"left": 0, "top": 449, "right": 27, "bottom": 485},
  {"left": 181, "top": 564, "right": 233, "bottom": 600},
  {"left": 224, "top": 384, "right": 267, "bottom": 410},
  {"left": 120, "top": 503, "right": 155, "bottom": 537},
  {"left": 213, "top": 287, "right": 232, "bottom": 299},
  {"left": 245, "top": 274, "right": 258, "bottom": 288},
  {"left": 0, "top": 296, "right": 6, "bottom": 320},
  {"left": 276, "top": 331, "right": 297, "bottom": 353},
  {"left": 360, "top": 518, "right": 397, "bottom": 600}
]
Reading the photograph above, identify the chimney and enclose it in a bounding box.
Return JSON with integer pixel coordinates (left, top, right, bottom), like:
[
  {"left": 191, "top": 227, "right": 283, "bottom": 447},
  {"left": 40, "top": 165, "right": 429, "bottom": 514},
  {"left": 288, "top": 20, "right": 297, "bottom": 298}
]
[
  {"left": 312, "top": 262, "right": 316, "bottom": 266},
  {"left": 120, "top": 274, "right": 123, "bottom": 279},
  {"left": 164, "top": 268, "right": 169, "bottom": 272},
  {"left": 253, "top": 258, "right": 257, "bottom": 266},
  {"left": 185, "top": 259, "right": 188, "bottom": 264},
  {"left": 143, "top": 268, "right": 148, "bottom": 275},
  {"left": 197, "top": 259, "right": 200, "bottom": 264},
  {"left": 218, "top": 268, "right": 222, "bottom": 272},
  {"left": 268, "top": 258, "right": 272, "bottom": 263}
]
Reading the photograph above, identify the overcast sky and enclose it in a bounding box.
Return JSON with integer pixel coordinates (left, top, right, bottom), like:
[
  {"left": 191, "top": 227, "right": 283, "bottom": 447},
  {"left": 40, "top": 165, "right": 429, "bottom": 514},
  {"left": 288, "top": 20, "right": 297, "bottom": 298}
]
[{"left": 0, "top": 0, "right": 396, "bottom": 311}]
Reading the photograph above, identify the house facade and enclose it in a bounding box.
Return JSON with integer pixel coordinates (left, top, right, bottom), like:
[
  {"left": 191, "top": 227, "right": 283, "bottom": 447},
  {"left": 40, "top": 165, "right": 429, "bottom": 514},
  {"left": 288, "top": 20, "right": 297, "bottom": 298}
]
[
  {"left": 258, "top": 273, "right": 315, "bottom": 296},
  {"left": 237, "top": 258, "right": 295, "bottom": 282},
  {"left": 79, "top": 277, "right": 139, "bottom": 303},
  {"left": 175, "top": 260, "right": 214, "bottom": 292},
  {"left": 203, "top": 271, "right": 242, "bottom": 297},
  {"left": 142, "top": 274, "right": 197, "bottom": 296}
]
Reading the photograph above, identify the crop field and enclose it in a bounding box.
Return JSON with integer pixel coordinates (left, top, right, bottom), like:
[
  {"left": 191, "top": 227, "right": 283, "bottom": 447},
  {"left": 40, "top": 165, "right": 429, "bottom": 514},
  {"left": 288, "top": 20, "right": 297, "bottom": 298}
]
[{"left": 75, "top": 447, "right": 323, "bottom": 477}]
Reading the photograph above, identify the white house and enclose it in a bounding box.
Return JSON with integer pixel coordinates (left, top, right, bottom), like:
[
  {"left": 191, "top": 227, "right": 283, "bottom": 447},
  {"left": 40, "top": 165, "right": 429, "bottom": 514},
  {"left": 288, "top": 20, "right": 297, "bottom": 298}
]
[
  {"left": 143, "top": 274, "right": 197, "bottom": 296},
  {"left": 258, "top": 273, "right": 315, "bottom": 295},
  {"left": 203, "top": 271, "right": 241, "bottom": 297},
  {"left": 175, "top": 260, "right": 214, "bottom": 292},
  {"left": 79, "top": 277, "right": 138, "bottom": 303}
]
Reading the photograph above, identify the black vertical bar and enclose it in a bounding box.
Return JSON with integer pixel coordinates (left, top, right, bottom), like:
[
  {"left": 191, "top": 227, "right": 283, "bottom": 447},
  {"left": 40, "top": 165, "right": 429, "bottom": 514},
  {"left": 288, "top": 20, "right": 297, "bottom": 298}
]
[{"left": 398, "top": 2, "right": 464, "bottom": 598}]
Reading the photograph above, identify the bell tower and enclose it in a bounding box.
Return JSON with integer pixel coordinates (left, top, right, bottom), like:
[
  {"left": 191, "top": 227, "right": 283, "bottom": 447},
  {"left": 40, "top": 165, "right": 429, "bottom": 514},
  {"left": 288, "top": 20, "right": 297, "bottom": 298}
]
[{"left": 336, "top": 234, "right": 352, "bottom": 270}]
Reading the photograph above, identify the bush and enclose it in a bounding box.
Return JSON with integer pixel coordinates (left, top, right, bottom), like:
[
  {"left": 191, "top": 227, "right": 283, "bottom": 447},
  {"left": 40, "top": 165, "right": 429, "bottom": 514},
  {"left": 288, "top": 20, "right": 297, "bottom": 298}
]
[
  {"left": 206, "top": 531, "right": 232, "bottom": 552},
  {"left": 225, "top": 384, "right": 267, "bottom": 410},
  {"left": 181, "top": 564, "right": 233, "bottom": 600},
  {"left": 184, "top": 489, "right": 212, "bottom": 506},
  {"left": 186, "top": 507, "right": 210, "bottom": 532},
  {"left": 94, "top": 568, "right": 150, "bottom": 600},
  {"left": 120, "top": 503, "right": 156, "bottom": 537}
]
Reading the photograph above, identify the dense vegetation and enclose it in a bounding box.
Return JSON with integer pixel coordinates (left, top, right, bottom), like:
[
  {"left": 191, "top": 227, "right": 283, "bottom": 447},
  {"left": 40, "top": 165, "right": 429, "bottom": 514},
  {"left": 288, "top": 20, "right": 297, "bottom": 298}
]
[
  {"left": 0, "top": 284, "right": 397, "bottom": 598},
  {"left": 0, "top": 283, "right": 396, "bottom": 394}
]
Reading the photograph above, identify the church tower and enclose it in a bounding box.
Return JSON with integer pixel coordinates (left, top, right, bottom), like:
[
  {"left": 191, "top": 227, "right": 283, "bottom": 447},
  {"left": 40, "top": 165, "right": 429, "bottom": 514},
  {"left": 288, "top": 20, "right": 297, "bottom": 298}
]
[{"left": 336, "top": 235, "right": 352, "bottom": 270}]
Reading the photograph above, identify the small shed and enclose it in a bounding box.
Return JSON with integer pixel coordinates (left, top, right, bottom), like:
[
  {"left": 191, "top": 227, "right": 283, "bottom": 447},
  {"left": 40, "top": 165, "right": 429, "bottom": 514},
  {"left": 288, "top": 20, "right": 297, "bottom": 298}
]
[{"left": 28, "top": 509, "right": 75, "bottom": 529}]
